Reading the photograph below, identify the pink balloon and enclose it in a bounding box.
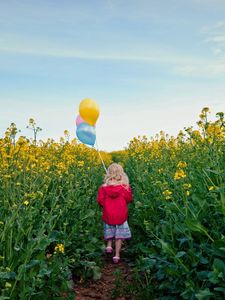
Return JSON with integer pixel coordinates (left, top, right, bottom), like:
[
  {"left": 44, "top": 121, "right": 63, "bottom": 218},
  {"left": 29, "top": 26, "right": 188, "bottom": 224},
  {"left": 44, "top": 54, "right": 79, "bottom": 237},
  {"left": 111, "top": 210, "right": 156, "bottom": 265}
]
[{"left": 76, "top": 115, "right": 85, "bottom": 126}]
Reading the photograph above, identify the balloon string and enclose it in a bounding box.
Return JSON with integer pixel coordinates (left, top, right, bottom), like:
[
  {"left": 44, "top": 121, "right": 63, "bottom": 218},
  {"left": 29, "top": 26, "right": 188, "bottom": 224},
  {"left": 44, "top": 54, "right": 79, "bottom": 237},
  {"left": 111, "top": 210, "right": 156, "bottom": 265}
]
[{"left": 94, "top": 140, "right": 107, "bottom": 173}]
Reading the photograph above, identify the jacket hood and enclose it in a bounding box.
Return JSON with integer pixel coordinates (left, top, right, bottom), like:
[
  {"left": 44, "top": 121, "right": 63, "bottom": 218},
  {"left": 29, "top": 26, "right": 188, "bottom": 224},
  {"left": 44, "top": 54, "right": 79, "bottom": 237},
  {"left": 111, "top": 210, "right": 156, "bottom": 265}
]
[{"left": 103, "top": 185, "right": 123, "bottom": 198}]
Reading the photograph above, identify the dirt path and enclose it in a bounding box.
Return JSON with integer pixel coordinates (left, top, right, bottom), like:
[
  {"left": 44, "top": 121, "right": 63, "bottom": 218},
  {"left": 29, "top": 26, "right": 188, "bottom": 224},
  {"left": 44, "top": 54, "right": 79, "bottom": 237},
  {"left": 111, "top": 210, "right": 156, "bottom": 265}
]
[{"left": 74, "top": 256, "right": 133, "bottom": 300}]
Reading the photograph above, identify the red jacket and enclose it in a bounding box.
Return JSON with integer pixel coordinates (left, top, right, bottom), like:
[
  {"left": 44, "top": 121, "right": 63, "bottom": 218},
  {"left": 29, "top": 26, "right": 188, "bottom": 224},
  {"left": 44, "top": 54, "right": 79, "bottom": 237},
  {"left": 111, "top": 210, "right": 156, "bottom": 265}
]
[{"left": 97, "top": 184, "right": 132, "bottom": 225}]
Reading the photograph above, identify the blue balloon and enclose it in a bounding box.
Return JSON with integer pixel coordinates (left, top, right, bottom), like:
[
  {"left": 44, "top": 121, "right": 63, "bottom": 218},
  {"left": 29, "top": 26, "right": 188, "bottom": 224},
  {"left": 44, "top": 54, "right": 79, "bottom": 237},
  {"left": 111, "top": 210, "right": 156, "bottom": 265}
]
[{"left": 76, "top": 122, "right": 96, "bottom": 146}]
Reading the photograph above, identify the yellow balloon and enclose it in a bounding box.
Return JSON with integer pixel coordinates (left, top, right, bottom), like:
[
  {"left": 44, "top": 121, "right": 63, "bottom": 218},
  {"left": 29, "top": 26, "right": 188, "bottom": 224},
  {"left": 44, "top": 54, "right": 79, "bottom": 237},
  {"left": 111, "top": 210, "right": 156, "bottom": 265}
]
[{"left": 79, "top": 98, "right": 100, "bottom": 126}]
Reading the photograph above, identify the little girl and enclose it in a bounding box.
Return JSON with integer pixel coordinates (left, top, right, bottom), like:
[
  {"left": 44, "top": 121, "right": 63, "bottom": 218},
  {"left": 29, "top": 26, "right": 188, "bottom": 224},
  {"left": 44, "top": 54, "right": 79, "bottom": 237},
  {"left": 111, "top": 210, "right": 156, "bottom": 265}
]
[{"left": 97, "top": 163, "right": 132, "bottom": 263}]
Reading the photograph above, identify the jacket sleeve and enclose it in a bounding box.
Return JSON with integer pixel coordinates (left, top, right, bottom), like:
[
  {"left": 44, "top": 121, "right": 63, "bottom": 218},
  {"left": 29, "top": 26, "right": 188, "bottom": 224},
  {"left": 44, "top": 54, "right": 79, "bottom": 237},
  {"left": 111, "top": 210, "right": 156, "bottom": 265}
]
[
  {"left": 97, "top": 186, "right": 105, "bottom": 207},
  {"left": 123, "top": 185, "right": 132, "bottom": 203}
]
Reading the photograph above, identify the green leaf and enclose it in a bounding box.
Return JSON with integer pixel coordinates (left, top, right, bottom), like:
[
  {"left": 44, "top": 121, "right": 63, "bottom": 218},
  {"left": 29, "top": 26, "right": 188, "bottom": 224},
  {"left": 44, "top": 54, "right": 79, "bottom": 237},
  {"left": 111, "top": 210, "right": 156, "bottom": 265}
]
[
  {"left": 213, "top": 258, "right": 225, "bottom": 275},
  {"left": 82, "top": 209, "right": 95, "bottom": 220},
  {"left": 200, "top": 257, "right": 209, "bottom": 264},
  {"left": 214, "top": 287, "right": 225, "bottom": 293},
  {"left": 195, "top": 288, "right": 214, "bottom": 300},
  {"left": 214, "top": 239, "right": 225, "bottom": 252},
  {"left": 36, "top": 238, "right": 52, "bottom": 250},
  {"left": 208, "top": 271, "right": 220, "bottom": 284},
  {"left": 197, "top": 271, "right": 209, "bottom": 280},
  {"left": 185, "top": 219, "right": 214, "bottom": 241},
  {"left": 175, "top": 251, "right": 186, "bottom": 258},
  {"left": 93, "top": 266, "right": 101, "bottom": 281},
  {"left": 25, "top": 259, "right": 40, "bottom": 270},
  {"left": 39, "top": 268, "right": 52, "bottom": 277},
  {"left": 205, "top": 168, "right": 223, "bottom": 175},
  {"left": 0, "top": 271, "right": 16, "bottom": 280},
  {"left": 186, "top": 220, "right": 207, "bottom": 234},
  {"left": 159, "top": 239, "right": 175, "bottom": 256}
]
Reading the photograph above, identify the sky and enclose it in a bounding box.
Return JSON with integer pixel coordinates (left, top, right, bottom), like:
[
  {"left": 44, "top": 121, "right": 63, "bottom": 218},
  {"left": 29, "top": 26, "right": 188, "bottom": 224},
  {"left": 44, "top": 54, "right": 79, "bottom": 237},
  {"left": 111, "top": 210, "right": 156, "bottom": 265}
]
[{"left": 0, "top": 0, "right": 225, "bottom": 151}]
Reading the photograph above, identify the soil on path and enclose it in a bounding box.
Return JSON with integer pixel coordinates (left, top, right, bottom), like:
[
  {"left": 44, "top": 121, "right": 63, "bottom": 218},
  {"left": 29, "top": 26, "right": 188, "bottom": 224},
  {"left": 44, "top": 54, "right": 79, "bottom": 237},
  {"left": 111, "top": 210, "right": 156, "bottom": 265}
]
[{"left": 74, "top": 256, "right": 134, "bottom": 300}]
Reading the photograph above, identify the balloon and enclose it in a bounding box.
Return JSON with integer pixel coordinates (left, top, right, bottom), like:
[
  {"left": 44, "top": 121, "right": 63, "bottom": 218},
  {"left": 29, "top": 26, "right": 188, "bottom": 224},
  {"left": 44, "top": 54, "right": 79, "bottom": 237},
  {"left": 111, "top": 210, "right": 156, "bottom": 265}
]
[
  {"left": 79, "top": 98, "right": 100, "bottom": 126},
  {"left": 76, "top": 122, "right": 96, "bottom": 146},
  {"left": 76, "top": 115, "right": 85, "bottom": 126}
]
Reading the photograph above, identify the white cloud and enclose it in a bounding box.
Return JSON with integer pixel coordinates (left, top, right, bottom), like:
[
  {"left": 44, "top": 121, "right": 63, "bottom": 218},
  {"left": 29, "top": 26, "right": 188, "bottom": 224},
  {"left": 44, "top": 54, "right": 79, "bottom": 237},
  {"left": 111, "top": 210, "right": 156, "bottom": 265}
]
[
  {"left": 0, "top": 32, "right": 215, "bottom": 66},
  {"left": 2, "top": 35, "right": 225, "bottom": 83},
  {"left": 201, "top": 21, "right": 225, "bottom": 33},
  {"left": 206, "top": 35, "right": 225, "bottom": 44},
  {"left": 202, "top": 21, "right": 225, "bottom": 57},
  {"left": 175, "top": 61, "right": 225, "bottom": 77},
  {"left": 212, "top": 48, "right": 223, "bottom": 55},
  {"left": 0, "top": 38, "right": 180, "bottom": 63},
  {"left": 175, "top": 21, "right": 225, "bottom": 77}
]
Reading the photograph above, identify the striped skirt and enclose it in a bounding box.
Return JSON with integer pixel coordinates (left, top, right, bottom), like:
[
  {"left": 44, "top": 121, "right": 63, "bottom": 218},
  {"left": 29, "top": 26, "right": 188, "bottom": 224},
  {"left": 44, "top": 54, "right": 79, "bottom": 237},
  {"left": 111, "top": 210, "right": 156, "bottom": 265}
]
[{"left": 104, "top": 221, "right": 131, "bottom": 240}]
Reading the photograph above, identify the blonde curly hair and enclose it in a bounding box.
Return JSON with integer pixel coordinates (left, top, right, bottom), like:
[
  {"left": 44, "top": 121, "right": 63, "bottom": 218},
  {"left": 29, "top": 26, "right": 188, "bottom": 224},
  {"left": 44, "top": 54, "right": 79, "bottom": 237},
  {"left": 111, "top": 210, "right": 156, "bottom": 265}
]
[{"left": 104, "top": 163, "right": 129, "bottom": 186}]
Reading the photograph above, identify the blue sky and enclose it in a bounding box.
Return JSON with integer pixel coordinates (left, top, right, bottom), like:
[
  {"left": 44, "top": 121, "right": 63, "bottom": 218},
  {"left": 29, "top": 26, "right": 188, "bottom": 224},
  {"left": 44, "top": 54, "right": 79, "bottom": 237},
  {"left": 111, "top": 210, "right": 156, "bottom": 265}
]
[{"left": 0, "top": 0, "right": 225, "bottom": 151}]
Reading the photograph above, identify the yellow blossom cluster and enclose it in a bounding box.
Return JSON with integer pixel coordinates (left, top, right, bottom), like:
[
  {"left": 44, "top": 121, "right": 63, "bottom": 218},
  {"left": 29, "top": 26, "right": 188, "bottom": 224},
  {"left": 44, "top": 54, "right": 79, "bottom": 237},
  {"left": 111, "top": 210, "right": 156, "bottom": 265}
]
[
  {"left": 163, "top": 189, "right": 173, "bottom": 200},
  {"left": 208, "top": 186, "right": 216, "bottom": 191},
  {"left": 174, "top": 161, "right": 187, "bottom": 180},
  {"left": 183, "top": 183, "right": 192, "bottom": 196},
  {"left": 77, "top": 160, "right": 84, "bottom": 167},
  {"left": 0, "top": 134, "right": 112, "bottom": 176},
  {"left": 177, "top": 161, "right": 187, "bottom": 168},
  {"left": 174, "top": 169, "right": 186, "bottom": 180},
  {"left": 54, "top": 243, "right": 65, "bottom": 254}
]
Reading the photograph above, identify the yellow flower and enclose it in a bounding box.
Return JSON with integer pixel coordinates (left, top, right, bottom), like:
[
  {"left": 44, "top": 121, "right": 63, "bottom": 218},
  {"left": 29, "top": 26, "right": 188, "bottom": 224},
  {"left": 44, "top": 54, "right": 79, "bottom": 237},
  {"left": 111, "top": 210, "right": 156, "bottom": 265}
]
[
  {"left": 162, "top": 190, "right": 173, "bottom": 200},
  {"left": 183, "top": 183, "right": 192, "bottom": 189},
  {"left": 54, "top": 243, "right": 65, "bottom": 254},
  {"left": 208, "top": 186, "right": 215, "bottom": 191},
  {"left": 192, "top": 130, "right": 201, "bottom": 137},
  {"left": 206, "top": 124, "right": 223, "bottom": 139},
  {"left": 23, "top": 200, "right": 29, "bottom": 206},
  {"left": 186, "top": 191, "right": 190, "bottom": 196},
  {"left": 5, "top": 282, "right": 12, "bottom": 288},
  {"left": 177, "top": 161, "right": 187, "bottom": 168},
  {"left": 163, "top": 190, "right": 173, "bottom": 196},
  {"left": 174, "top": 169, "right": 186, "bottom": 180},
  {"left": 77, "top": 160, "right": 84, "bottom": 167},
  {"left": 202, "top": 107, "right": 210, "bottom": 114},
  {"left": 64, "top": 130, "right": 69, "bottom": 136}
]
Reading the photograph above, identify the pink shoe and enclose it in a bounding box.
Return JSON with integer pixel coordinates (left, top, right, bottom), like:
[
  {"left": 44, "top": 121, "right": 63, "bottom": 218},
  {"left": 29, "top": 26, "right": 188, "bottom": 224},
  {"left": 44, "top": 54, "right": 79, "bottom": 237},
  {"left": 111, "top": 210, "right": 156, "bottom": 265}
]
[
  {"left": 105, "top": 246, "right": 113, "bottom": 254},
  {"left": 113, "top": 256, "right": 120, "bottom": 264}
]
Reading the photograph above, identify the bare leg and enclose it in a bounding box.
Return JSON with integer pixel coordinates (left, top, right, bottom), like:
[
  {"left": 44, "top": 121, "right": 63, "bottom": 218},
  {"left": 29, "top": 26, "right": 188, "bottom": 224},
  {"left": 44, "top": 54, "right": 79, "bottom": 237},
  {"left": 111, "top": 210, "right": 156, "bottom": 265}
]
[
  {"left": 106, "top": 239, "right": 112, "bottom": 248},
  {"left": 115, "top": 239, "right": 122, "bottom": 258}
]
